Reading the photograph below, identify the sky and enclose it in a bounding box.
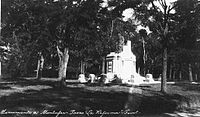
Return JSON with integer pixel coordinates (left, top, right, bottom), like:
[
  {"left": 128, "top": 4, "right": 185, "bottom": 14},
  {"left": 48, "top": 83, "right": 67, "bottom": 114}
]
[
  {"left": 122, "top": 0, "right": 177, "bottom": 33},
  {"left": 122, "top": 0, "right": 177, "bottom": 17}
]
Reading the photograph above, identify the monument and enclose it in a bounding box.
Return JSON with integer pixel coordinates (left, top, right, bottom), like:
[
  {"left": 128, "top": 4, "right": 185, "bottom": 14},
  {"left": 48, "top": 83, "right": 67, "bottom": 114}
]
[
  {"left": 77, "top": 40, "right": 156, "bottom": 85},
  {"left": 106, "top": 40, "right": 146, "bottom": 84}
]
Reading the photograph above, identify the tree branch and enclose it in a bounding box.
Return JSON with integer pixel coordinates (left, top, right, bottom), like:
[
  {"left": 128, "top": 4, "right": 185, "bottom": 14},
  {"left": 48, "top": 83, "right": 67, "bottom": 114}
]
[
  {"left": 151, "top": 0, "right": 162, "bottom": 13},
  {"left": 166, "top": 4, "right": 177, "bottom": 23},
  {"left": 151, "top": 1, "right": 158, "bottom": 11},
  {"left": 56, "top": 45, "right": 63, "bottom": 58},
  {"left": 158, "top": 0, "right": 165, "bottom": 10},
  {"left": 168, "top": 4, "right": 177, "bottom": 13},
  {"left": 163, "top": 0, "right": 167, "bottom": 7},
  {"left": 110, "top": 20, "right": 114, "bottom": 38}
]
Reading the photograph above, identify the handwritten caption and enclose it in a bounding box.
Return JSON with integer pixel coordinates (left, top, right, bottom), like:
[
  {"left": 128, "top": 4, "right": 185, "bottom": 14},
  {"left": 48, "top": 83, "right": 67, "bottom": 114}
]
[{"left": 0, "top": 109, "right": 139, "bottom": 117}]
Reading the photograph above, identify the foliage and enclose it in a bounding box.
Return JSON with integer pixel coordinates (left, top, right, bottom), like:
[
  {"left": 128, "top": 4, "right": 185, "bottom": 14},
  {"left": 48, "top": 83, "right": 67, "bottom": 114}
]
[
  {"left": 174, "top": 0, "right": 200, "bottom": 49},
  {"left": 1, "top": 0, "right": 200, "bottom": 82}
]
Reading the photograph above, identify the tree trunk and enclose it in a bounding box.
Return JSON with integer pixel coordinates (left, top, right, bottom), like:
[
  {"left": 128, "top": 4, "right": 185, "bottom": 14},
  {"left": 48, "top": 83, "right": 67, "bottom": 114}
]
[
  {"left": 161, "top": 48, "right": 167, "bottom": 93},
  {"left": 57, "top": 47, "right": 69, "bottom": 87},
  {"left": 142, "top": 37, "right": 146, "bottom": 76},
  {"left": 147, "top": 69, "right": 150, "bottom": 74},
  {"left": 142, "top": 37, "right": 146, "bottom": 65},
  {"left": 172, "top": 69, "right": 176, "bottom": 81},
  {"left": 80, "top": 60, "right": 84, "bottom": 74},
  {"left": 0, "top": 62, "right": 2, "bottom": 78},
  {"left": 80, "top": 60, "right": 86, "bottom": 74},
  {"left": 169, "top": 63, "right": 172, "bottom": 81},
  {"left": 179, "top": 69, "right": 182, "bottom": 81},
  {"left": 189, "top": 63, "right": 193, "bottom": 82},
  {"left": 195, "top": 62, "right": 198, "bottom": 81},
  {"left": 197, "top": 62, "right": 200, "bottom": 81},
  {"left": 138, "top": 67, "right": 141, "bottom": 75},
  {"left": 177, "top": 63, "right": 182, "bottom": 81},
  {"left": 151, "top": 60, "right": 154, "bottom": 76},
  {"left": 102, "top": 57, "right": 106, "bottom": 74},
  {"left": 195, "top": 73, "right": 198, "bottom": 82},
  {"left": 36, "top": 52, "right": 44, "bottom": 80}
]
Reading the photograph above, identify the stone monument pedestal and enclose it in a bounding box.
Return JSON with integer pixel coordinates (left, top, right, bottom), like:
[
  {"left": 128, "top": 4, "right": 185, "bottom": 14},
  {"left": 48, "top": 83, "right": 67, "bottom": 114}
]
[
  {"left": 106, "top": 40, "right": 137, "bottom": 83},
  {"left": 105, "top": 40, "right": 156, "bottom": 85}
]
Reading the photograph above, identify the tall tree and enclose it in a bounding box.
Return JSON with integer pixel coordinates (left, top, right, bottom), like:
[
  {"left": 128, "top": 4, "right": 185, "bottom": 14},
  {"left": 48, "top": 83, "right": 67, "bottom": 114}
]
[
  {"left": 139, "top": 29, "right": 147, "bottom": 75},
  {"left": 105, "top": 0, "right": 175, "bottom": 92},
  {"left": 135, "top": 0, "right": 178, "bottom": 93},
  {"left": 174, "top": 0, "right": 200, "bottom": 82},
  {"left": 2, "top": 0, "right": 112, "bottom": 86},
  {"left": 1, "top": 0, "right": 53, "bottom": 77},
  {"left": 47, "top": 0, "right": 106, "bottom": 86}
]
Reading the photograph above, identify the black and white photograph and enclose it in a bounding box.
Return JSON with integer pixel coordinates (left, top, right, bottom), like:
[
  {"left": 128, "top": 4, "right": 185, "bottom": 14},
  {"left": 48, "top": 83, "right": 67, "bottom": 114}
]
[{"left": 0, "top": 0, "right": 200, "bottom": 116}]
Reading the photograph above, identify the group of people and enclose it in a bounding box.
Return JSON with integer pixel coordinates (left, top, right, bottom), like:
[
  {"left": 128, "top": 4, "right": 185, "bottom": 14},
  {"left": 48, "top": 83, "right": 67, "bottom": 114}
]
[
  {"left": 78, "top": 73, "right": 156, "bottom": 85},
  {"left": 78, "top": 73, "right": 107, "bottom": 84}
]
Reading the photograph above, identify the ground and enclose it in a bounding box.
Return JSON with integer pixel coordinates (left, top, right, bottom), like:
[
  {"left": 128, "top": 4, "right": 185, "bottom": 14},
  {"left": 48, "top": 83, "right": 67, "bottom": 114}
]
[{"left": 0, "top": 77, "right": 200, "bottom": 117}]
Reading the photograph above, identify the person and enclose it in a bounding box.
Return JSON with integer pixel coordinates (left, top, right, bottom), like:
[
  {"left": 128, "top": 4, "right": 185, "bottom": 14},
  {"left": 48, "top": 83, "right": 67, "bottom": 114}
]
[
  {"left": 78, "top": 74, "right": 87, "bottom": 83},
  {"left": 97, "top": 74, "right": 107, "bottom": 86},
  {"left": 89, "top": 74, "right": 96, "bottom": 83}
]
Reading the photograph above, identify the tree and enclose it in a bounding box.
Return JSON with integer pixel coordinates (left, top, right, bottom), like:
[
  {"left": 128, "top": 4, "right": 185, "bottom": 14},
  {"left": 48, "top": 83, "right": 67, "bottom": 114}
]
[
  {"left": 36, "top": 52, "right": 44, "bottom": 80},
  {"left": 173, "top": 0, "right": 200, "bottom": 82},
  {"left": 2, "top": 0, "right": 118, "bottom": 86},
  {"left": 46, "top": 0, "right": 108, "bottom": 86},
  {"left": 139, "top": 29, "right": 147, "bottom": 75},
  {"left": 1, "top": 0, "right": 54, "bottom": 78},
  {"left": 134, "top": 0, "right": 178, "bottom": 93},
  {"left": 105, "top": 0, "right": 175, "bottom": 92}
]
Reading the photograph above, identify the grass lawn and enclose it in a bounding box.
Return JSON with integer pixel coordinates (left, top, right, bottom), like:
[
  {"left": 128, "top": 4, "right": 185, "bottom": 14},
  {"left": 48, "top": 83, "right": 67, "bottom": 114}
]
[{"left": 0, "top": 77, "right": 200, "bottom": 117}]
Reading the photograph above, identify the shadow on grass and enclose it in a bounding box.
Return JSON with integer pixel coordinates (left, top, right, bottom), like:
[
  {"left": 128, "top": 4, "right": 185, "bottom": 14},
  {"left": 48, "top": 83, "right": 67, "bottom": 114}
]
[
  {"left": 172, "top": 83, "right": 200, "bottom": 92},
  {"left": 0, "top": 78, "right": 198, "bottom": 117},
  {"left": 0, "top": 85, "right": 13, "bottom": 90}
]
